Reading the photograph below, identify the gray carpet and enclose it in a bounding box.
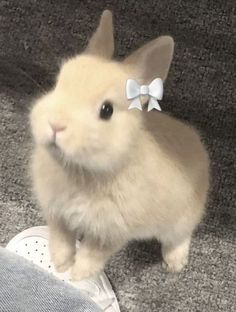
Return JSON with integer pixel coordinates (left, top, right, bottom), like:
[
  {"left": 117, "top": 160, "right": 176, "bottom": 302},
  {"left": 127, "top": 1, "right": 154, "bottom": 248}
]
[{"left": 0, "top": 1, "right": 235, "bottom": 311}]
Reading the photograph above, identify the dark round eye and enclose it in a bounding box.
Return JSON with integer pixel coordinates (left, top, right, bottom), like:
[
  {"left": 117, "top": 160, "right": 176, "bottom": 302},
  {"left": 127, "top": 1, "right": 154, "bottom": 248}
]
[{"left": 99, "top": 101, "right": 113, "bottom": 120}]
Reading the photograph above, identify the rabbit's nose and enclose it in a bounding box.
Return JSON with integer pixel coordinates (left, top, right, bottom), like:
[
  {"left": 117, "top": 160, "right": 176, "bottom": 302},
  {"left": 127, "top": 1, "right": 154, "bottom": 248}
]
[{"left": 49, "top": 122, "right": 66, "bottom": 133}]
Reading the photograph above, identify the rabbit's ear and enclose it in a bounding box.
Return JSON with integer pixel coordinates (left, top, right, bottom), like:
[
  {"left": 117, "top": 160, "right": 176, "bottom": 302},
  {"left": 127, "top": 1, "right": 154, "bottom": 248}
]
[
  {"left": 86, "top": 10, "right": 114, "bottom": 59},
  {"left": 124, "top": 36, "right": 174, "bottom": 82}
]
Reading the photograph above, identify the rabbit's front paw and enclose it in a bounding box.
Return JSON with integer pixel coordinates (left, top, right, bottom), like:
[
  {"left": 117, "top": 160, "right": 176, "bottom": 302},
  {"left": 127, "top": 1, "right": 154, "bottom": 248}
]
[
  {"left": 162, "top": 237, "right": 190, "bottom": 273},
  {"left": 162, "top": 254, "right": 188, "bottom": 272},
  {"left": 50, "top": 244, "right": 75, "bottom": 273},
  {"left": 70, "top": 253, "right": 104, "bottom": 281}
]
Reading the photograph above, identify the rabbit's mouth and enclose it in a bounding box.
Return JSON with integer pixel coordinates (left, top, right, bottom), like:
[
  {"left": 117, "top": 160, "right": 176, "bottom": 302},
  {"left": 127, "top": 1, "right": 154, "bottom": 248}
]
[
  {"left": 48, "top": 141, "right": 65, "bottom": 160},
  {"left": 47, "top": 141, "right": 84, "bottom": 169},
  {"left": 50, "top": 142, "right": 58, "bottom": 150}
]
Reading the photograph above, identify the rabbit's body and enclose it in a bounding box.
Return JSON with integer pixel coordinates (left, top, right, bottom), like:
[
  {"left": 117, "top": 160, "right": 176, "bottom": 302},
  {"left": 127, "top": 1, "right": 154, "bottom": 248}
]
[
  {"left": 32, "top": 110, "right": 209, "bottom": 276},
  {"left": 30, "top": 11, "right": 209, "bottom": 280}
]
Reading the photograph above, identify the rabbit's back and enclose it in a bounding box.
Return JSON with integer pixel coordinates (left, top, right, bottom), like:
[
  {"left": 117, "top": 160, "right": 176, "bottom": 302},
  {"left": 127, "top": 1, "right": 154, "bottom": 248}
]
[{"left": 144, "top": 111, "right": 209, "bottom": 182}]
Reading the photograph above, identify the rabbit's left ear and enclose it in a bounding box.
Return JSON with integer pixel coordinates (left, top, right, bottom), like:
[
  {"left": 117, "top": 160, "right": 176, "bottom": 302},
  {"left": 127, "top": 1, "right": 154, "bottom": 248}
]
[
  {"left": 86, "top": 10, "right": 114, "bottom": 59},
  {"left": 123, "top": 36, "right": 174, "bottom": 82}
]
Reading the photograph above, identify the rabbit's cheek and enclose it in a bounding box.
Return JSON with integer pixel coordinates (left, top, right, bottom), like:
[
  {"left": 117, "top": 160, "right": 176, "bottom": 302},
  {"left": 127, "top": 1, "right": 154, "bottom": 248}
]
[
  {"left": 32, "top": 118, "right": 51, "bottom": 145},
  {"left": 31, "top": 104, "right": 53, "bottom": 145}
]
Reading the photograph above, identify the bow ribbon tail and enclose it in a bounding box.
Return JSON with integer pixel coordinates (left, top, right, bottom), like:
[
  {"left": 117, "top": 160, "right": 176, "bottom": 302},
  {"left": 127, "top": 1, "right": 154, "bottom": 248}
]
[
  {"left": 147, "top": 97, "right": 162, "bottom": 112},
  {"left": 128, "top": 97, "right": 142, "bottom": 110}
]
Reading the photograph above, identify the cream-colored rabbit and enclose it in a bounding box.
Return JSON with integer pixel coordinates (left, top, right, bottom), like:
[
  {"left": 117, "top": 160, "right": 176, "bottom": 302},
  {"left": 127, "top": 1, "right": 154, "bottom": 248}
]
[{"left": 30, "top": 10, "right": 209, "bottom": 281}]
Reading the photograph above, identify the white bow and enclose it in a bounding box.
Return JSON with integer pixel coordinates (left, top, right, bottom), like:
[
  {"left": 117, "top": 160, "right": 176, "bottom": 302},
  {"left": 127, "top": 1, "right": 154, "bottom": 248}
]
[{"left": 126, "top": 78, "right": 163, "bottom": 112}]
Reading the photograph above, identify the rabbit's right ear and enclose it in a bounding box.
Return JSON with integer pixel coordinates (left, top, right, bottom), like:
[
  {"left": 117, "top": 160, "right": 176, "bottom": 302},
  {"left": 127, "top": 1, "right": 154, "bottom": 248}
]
[{"left": 86, "top": 10, "right": 114, "bottom": 59}]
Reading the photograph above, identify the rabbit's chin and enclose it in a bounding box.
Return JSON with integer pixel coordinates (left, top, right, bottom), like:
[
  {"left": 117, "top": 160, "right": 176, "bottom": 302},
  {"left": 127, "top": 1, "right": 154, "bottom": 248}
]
[{"left": 47, "top": 141, "right": 125, "bottom": 174}]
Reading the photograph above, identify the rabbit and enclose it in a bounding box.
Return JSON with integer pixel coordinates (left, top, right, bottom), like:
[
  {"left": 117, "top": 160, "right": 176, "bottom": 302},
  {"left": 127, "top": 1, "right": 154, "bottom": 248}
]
[{"left": 30, "top": 10, "right": 210, "bottom": 281}]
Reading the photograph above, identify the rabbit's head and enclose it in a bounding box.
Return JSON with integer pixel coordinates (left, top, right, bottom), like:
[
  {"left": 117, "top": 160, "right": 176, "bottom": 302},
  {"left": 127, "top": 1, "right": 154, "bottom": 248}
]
[{"left": 30, "top": 10, "right": 174, "bottom": 172}]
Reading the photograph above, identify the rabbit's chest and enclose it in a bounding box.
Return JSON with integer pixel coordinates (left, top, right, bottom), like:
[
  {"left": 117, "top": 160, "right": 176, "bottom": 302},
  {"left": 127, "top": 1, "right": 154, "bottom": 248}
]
[{"left": 50, "top": 187, "right": 129, "bottom": 243}]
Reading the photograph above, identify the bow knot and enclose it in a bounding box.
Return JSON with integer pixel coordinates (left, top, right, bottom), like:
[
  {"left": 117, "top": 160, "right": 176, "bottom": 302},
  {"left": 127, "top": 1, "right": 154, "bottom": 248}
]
[
  {"left": 140, "top": 85, "right": 149, "bottom": 95},
  {"left": 126, "top": 78, "right": 163, "bottom": 112}
]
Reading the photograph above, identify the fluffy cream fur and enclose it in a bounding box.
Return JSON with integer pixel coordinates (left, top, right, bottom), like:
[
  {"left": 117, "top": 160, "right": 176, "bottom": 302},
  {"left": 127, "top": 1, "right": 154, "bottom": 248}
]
[{"left": 30, "top": 10, "right": 209, "bottom": 280}]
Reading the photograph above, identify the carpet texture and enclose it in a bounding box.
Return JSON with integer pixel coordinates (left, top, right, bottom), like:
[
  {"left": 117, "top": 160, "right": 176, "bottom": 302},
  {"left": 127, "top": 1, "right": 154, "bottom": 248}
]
[{"left": 0, "top": 1, "right": 235, "bottom": 311}]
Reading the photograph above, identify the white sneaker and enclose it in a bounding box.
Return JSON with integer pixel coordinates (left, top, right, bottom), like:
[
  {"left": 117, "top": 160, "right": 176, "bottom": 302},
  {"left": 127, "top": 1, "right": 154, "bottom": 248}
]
[{"left": 6, "top": 226, "right": 120, "bottom": 312}]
